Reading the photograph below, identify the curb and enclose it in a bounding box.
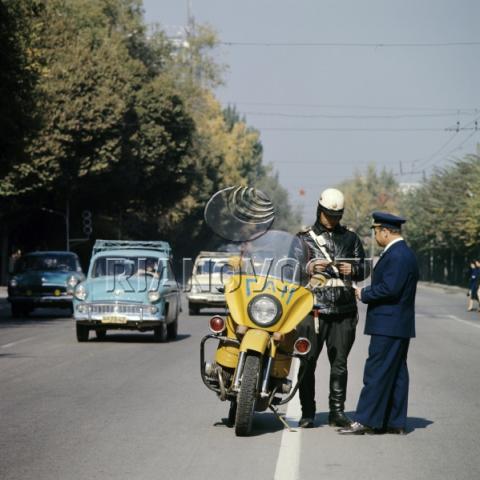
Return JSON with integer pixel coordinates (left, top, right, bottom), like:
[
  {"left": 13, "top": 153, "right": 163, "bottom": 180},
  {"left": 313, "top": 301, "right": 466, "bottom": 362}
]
[{"left": 419, "top": 281, "right": 466, "bottom": 295}]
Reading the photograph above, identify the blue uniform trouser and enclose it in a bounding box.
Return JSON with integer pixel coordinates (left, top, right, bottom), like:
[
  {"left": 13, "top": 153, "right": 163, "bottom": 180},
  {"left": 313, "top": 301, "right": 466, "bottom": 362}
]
[{"left": 355, "top": 335, "right": 410, "bottom": 429}]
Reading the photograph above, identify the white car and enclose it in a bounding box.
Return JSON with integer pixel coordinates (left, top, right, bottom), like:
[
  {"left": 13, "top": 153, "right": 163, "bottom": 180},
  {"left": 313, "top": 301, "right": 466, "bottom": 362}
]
[{"left": 187, "top": 252, "right": 234, "bottom": 315}]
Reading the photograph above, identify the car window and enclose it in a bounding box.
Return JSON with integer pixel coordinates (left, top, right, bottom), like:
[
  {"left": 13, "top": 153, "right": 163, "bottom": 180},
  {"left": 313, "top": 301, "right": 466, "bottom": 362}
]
[
  {"left": 91, "top": 256, "right": 165, "bottom": 278},
  {"left": 15, "top": 254, "right": 77, "bottom": 273},
  {"left": 195, "top": 259, "right": 232, "bottom": 275}
]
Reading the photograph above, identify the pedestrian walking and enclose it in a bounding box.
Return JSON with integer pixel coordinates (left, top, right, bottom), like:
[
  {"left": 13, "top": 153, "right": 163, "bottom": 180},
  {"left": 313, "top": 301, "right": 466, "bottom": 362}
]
[
  {"left": 467, "top": 261, "right": 479, "bottom": 312},
  {"left": 338, "top": 211, "right": 419, "bottom": 435}
]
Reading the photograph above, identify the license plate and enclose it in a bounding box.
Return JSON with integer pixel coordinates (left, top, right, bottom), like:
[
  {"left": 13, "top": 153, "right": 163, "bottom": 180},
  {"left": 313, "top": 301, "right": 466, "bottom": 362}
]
[{"left": 102, "top": 315, "right": 128, "bottom": 324}]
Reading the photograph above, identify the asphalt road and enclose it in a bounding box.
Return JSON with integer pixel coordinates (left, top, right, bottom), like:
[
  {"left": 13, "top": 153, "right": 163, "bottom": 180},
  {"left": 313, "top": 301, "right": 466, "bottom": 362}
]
[{"left": 1, "top": 284, "right": 479, "bottom": 480}]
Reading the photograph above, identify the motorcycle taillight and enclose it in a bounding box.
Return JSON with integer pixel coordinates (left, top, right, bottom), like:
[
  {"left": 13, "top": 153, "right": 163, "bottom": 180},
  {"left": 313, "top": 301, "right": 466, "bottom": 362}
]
[
  {"left": 294, "top": 337, "right": 311, "bottom": 355},
  {"left": 209, "top": 316, "right": 225, "bottom": 334}
]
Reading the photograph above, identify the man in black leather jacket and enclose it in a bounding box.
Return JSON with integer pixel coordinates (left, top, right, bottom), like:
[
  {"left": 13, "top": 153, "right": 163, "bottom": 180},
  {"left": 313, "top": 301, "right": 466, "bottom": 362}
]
[{"left": 294, "top": 188, "right": 369, "bottom": 428}]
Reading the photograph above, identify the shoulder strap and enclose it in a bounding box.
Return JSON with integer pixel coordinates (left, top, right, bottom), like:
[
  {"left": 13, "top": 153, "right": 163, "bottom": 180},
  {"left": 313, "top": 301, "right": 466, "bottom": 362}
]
[{"left": 308, "top": 229, "right": 339, "bottom": 275}]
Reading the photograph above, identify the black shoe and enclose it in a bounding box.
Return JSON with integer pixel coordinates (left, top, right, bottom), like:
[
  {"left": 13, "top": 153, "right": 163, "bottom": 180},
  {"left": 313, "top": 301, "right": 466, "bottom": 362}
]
[
  {"left": 338, "top": 421, "right": 375, "bottom": 435},
  {"left": 386, "top": 426, "right": 406, "bottom": 435},
  {"left": 328, "top": 411, "right": 353, "bottom": 428},
  {"left": 298, "top": 417, "right": 315, "bottom": 428}
]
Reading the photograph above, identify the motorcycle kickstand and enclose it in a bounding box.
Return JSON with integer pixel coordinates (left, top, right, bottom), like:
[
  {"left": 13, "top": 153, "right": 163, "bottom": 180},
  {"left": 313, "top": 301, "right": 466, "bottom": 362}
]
[{"left": 269, "top": 405, "right": 297, "bottom": 432}]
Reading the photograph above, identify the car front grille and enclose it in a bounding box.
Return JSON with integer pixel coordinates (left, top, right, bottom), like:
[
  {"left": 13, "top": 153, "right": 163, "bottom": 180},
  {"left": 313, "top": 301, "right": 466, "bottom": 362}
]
[
  {"left": 18, "top": 286, "right": 67, "bottom": 296},
  {"left": 88, "top": 304, "right": 144, "bottom": 314}
]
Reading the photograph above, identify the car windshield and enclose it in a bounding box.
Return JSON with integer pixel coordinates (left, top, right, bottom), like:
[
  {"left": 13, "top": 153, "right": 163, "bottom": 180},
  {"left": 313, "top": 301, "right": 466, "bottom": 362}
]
[
  {"left": 196, "top": 259, "right": 232, "bottom": 276},
  {"left": 91, "top": 256, "right": 165, "bottom": 278},
  {"left": 16, "top": 254, "right": 77, "bottom": 272}
]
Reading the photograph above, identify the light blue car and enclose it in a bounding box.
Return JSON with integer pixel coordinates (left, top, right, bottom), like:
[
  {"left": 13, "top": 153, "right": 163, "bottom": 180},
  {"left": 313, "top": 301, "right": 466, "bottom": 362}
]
[{"left": 74, "top": 240, "right": 181, "bottom": 342}]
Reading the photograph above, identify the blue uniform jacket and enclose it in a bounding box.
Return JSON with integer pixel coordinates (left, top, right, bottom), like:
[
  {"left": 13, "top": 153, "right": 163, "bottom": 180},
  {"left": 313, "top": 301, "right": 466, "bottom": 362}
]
[{"left": 361, "top": 240, "right": 419, "bottom": 338}]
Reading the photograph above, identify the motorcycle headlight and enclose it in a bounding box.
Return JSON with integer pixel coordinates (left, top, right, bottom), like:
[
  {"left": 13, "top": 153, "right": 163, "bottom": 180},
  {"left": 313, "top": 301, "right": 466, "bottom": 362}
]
[
  {"left": 247, "top": 295, "right": 282, "bottom": 327},
  {"left": 74, "top": 283, "right": 88, "bottom": 301},
  {"left": 9, "top": 278, "right": 18, "bottom": 288},
  {"left": 148, "top": 291, "right": 160, "bottom": 303},
  {"left": 67, "top": 275, "right": 79, "bottom": 288}
]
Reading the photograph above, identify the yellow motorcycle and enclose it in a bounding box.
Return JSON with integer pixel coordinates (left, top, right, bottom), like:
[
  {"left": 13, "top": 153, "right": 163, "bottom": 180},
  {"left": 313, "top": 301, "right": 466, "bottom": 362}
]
[{"left": 200, "top": 230, "right": 316, "bottom": 436}]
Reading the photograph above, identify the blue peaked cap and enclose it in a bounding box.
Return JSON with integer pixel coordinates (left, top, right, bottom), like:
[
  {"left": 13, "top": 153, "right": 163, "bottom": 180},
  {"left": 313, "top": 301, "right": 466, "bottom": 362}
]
[{"left": 371, "top": 211, "right": 406, "bottom": 229}]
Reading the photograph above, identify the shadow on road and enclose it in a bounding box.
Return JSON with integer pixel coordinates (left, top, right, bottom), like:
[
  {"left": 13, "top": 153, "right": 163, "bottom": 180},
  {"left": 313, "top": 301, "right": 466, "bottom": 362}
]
[
  {"left": 0, "top": 352, "right": 36, "bottom": 359},
  {"left": 92, "top": 333, "right": 191, "bottom": 343},
  {"left": 0, "top": 311, "right": 72, "bottom": 328},
  {"left": 194, "top": 310, "right": 229, "bottom": 317},
  {"left": 341, "top": 411, "right": 433, "bottom": 434},
  {"left": 406, "top": 416, "right": 434, "bottom": 432},
  {"left": 214, "top": 412, "right": 286, "bottom": 436}
]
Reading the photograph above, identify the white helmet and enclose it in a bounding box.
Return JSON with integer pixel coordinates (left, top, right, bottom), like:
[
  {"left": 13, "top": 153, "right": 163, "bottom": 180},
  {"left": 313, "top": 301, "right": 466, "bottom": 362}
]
[{"left": 318, "top": 188, "right": 345, "bottom": 217}]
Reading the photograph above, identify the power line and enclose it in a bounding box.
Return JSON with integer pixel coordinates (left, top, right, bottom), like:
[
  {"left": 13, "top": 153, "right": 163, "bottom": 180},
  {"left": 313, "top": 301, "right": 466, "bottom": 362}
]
[
  {"left": 414, "top": 132, "right": 460, "bottom": 169},
  {"left": 220, "top": 40, "right": 480, "bottom": 48},
  {"left": 242, "top": 111, "right": 476, "bottom": 120},
  {"left": 225, "top": 101, "right": 479, "bottom": 113},
  {"left": 259, "top": 127, "right": 445, "bottom": 132}
]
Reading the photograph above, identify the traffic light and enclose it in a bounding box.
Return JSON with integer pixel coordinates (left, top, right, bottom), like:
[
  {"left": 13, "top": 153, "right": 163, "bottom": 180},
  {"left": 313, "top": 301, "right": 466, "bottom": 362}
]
[{"left": 82, "top": 210, "right": 92, "bottom": 236}]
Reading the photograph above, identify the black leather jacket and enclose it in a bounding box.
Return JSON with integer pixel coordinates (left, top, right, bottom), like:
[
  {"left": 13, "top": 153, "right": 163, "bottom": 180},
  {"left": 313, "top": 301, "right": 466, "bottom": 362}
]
[{"left": 294, "top": 221, "right": 369, "bottom": 315}]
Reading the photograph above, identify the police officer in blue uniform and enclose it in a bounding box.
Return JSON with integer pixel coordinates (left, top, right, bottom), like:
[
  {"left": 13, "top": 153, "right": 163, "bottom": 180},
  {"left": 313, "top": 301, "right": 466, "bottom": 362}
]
[{"left": 339, "top": 211, "right": 419, "bottom": 435}]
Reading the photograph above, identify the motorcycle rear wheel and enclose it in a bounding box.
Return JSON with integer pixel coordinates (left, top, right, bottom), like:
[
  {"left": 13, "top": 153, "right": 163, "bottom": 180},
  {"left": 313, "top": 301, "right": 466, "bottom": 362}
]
[{"left": 235, "top": 354, "right": 260, "bottom": 436}]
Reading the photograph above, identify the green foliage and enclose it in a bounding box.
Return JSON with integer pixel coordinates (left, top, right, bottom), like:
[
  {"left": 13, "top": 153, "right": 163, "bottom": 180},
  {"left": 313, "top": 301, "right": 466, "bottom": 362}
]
[
  {"left": 0, "top": 0, "right": 298, "bottom": 262},
  {"left": 337, "top": 165, "right": 401, "bottom": 254},
  {"left": 401, "top": 154, "right": 480, "bottom": 251},
  {"left": 0, "top": 0, "right": 41, "bottom": 179}
]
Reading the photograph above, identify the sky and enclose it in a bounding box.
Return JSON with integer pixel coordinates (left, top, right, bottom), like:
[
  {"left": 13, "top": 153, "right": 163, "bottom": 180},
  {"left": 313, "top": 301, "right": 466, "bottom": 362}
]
[{"left": 142, "top": 0, "right": 480, "bottom": 222}]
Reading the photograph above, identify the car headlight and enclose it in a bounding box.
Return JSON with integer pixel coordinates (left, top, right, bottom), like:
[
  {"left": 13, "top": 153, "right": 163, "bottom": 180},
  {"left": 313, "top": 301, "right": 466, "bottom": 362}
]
[
  {"left": 67, "top": 275, "right": 79, "bottom": 288},
  {"left": 247, "top": 295, "right": 282, "bottom": 327},
  {"left": 148, "top": 291, "right": 160, "bottom": 303},
  {"left": 9, "top": 278, "right": 18, "bottom": 288},
  {"left": 74, "top": 283, "right": 88, "bottom": 301},
  {"left": 76, "top": 304, "right": 88, "bottom": 314}
]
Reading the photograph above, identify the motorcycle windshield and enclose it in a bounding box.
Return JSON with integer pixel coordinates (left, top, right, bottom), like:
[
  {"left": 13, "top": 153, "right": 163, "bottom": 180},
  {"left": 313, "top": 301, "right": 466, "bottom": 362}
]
[{"left": 228, "top": 230, "right": 305, "bottom": 287}]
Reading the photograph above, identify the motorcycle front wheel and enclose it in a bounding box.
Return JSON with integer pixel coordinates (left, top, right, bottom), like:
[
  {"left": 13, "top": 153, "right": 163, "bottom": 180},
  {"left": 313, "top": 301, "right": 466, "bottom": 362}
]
[{"left": 235, "top": 354, "right": 260, "bottom": 436}]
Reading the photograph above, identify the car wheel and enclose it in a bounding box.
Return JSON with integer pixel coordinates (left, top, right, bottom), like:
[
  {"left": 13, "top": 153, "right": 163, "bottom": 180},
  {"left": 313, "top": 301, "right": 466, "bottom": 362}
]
[
  {"left": 11, "top": 303, "right": 22, "bottom": 318},
  {"left": 167, "top": 318, "right": 178, "bottom": 340},
  {"left": 76, "top": 324, "right": 89, "bottom": 342},
  {"left": 95, "top": 329, "right": 107, "bottom": 340},
  {"left": 153, "top": 323, "right": 168, "bottom": 343}
]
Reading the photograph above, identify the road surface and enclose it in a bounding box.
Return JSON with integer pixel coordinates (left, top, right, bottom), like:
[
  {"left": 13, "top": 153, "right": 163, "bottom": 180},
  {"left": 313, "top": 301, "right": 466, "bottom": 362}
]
[{"left": 0, "top": 284, "right": 479, "bottom": 480}]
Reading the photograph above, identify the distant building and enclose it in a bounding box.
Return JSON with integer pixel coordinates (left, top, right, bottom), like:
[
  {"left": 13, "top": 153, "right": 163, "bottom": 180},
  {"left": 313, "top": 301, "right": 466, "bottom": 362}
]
[{"left": 399, "top": 182, "right": 421, "bottom": 194}]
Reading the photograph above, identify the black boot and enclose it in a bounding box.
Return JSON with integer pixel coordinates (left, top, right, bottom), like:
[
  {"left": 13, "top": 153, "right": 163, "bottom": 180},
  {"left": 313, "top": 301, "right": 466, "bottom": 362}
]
[{"left": 328, "top": 374, "right": 353, "bottom": 428}]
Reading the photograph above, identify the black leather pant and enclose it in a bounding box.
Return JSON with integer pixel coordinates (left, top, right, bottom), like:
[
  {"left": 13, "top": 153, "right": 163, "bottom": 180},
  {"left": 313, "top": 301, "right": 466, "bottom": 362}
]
[{"left": 297, "top": 312, "right": 358, "bottom": 417}]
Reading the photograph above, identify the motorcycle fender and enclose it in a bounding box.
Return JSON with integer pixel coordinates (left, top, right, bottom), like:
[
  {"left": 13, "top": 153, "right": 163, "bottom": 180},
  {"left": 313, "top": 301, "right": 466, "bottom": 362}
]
[
  {"left": 215, "top": 345, "right": 239, "bottom": 369},
  {"left": 239, "top": 329, "right": 270, "bottom": 354}
]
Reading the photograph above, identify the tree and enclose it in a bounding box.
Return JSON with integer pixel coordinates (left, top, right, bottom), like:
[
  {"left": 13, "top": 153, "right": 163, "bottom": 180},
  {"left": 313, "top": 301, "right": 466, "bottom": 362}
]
[{"left": 338, "top": 165, "right": 401, "bottom": 245}]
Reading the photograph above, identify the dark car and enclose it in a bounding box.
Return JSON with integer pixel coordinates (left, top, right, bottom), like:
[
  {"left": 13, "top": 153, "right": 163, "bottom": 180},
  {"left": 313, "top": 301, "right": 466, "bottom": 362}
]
[{"left": 8, "top": 251, "right": 85, "bottom": 318}]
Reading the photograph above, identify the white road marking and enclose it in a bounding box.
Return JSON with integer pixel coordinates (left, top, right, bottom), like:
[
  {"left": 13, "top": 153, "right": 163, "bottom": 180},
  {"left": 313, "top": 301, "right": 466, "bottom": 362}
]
[
  {"left": 447, "top": 314, "right": 480, "bottom": 329},
  {"left": 1, "top": 337, "right": 37, "bottom": 349},
  {"left": 274, "top": 359, "right": 302, "bottom": 480}
]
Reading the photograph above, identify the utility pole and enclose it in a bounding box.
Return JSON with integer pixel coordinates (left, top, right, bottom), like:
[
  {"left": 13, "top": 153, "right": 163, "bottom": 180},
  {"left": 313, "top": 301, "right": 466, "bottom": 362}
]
[
  {"left": 40, "top": 205, "right": 70, "bottom": 251},
  {"left": 66, "top": 199, "right": 70, "bottom": 251}
]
